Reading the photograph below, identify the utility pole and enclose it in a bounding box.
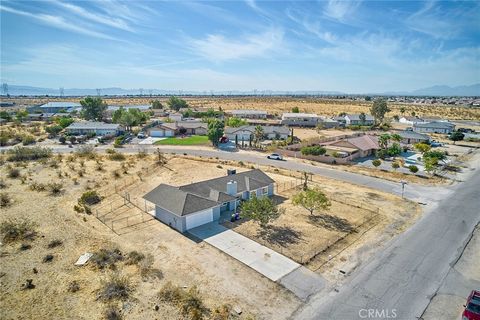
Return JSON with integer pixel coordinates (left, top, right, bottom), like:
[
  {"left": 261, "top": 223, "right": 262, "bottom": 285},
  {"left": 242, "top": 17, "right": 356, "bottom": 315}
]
[
  {"left": 400, "top": 180, "right": 407, "bottom": 199},
  {"left": 2, "top": 83, "right": 8, "bottom": 95},
  {"left": 96, "top": 88, "right": 101, "bottom": 96},
  {"left": 59, "top": 87, "right": 64, "bottom": 97}
]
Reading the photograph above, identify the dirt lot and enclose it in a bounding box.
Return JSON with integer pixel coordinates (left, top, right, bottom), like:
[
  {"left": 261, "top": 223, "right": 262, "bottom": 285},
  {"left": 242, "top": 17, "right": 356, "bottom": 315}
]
[
  {"left": 4, "top": 96, "right": 480, "bottom": 120},
  {"left": 0, "top": 153, "right": 300, "bottom": 320},
  {"left": 221, "top": 170, "right": 420, "bottom": 279}
]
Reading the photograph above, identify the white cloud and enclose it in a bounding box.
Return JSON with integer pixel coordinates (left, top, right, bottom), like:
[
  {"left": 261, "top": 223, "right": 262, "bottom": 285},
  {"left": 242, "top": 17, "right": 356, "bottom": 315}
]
[
  {"left": 0, "top": 5, "right": 119, "bottom": 40},
  {"left": 55, "top": 1, "right": 134, "bottom": 32},
  {"left": 323, "top": 0, "right": 361, "bottom": 23},
  {"left": 285, "top": 8, "right": 337, "bottom": 43},
  {"left": 188, "top": 29, "right": 284, "bottom": 61}
]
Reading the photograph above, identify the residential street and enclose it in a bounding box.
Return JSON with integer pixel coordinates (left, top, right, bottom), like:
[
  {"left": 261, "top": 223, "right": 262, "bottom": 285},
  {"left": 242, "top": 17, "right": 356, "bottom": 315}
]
[
  {"left": 2, "top": 143, "right": 455, "bottom": 203},
  {"left": 292, "top": 168, "right": 480, "bottom": 320}
]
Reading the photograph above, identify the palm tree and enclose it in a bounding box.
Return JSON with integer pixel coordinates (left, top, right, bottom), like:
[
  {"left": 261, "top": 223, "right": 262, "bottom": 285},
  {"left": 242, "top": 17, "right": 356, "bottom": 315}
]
[{"left": 254, "top": 125, "right": 264, "bottom": 147}]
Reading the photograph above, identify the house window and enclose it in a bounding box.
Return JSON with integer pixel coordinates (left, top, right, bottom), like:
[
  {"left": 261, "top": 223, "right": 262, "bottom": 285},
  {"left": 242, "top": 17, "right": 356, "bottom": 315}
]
[{"left": 262, "top": 187, "right": 268, "bottom": 195}]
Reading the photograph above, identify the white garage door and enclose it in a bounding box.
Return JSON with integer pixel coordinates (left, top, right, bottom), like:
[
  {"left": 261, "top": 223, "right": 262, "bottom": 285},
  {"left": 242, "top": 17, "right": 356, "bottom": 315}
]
[
  {"left": 150, "top": 130, "right": 164, "bottom": 137},
  {"left": 185, "top": 209, "right": 213, "bottom": 230}
]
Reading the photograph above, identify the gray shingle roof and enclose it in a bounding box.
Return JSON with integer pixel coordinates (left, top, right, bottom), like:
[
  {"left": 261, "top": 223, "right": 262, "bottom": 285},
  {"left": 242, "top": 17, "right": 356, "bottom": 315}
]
[
  {"left": 413, "top": 121, "right": 455, "bottom": 129},
  {"left": 143, "top": 169, "right": 274, "bottom": 216},
  {"left": 398, "top": 131, "right": 430, "bottom": 140},
  {"left": 345, "top": 114, "right": 375, "bottom": 121},
  {"left": 225, "top": 125, "right": 289, "bottom": 135}
]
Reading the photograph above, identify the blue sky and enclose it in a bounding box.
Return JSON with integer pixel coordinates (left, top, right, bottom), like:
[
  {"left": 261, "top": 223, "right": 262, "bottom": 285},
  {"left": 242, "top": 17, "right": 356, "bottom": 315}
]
[{"left": 1, "top": 0, "right": 479, "bottom": 93}]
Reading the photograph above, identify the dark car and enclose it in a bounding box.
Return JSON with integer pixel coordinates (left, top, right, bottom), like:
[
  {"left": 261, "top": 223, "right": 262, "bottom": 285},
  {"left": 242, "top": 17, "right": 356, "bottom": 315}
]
[{"left": 463, "top": 290, "right": 480, "bottom": 320}]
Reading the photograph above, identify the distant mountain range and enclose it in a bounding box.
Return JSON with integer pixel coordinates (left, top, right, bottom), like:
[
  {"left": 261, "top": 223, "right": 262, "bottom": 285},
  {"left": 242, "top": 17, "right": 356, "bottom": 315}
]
[{"left": 2, "top": 83, "right": 479, "bottom": 97}]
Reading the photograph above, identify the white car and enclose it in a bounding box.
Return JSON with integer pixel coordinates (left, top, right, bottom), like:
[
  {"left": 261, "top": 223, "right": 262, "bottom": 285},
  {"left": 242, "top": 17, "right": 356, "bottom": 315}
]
[{"left": 267, "top": 153, "right": 283, "bottom": 160}]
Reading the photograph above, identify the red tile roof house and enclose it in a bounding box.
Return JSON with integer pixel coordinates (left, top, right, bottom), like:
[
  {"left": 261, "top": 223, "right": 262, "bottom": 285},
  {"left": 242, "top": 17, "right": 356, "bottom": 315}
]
[{"left": 321, "top": 135, "right": 380, "bottom": 159}]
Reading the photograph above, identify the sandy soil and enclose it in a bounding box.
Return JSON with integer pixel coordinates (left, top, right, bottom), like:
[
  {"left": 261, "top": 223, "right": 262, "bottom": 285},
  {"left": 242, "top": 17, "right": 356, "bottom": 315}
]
[{"left": 0, "top": 154, "right": 300, "bottom": 320}]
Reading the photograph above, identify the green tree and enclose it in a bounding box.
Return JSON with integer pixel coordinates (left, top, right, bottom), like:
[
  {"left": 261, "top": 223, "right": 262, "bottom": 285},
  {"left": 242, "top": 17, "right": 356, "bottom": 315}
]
[
  {"left": 55, "top": 117, "right": 74, "bottom": 128},
  {"left": 372, "top": 159, "right": 382, "bottom": 168},
  {"left": 182, "top": 108, "right": 194, "bottom": 118},
  {"left": 254, "top": 125, "right": 264, "bottom": 146},
  {"left": 359, "top": 112, "right": 366, "bottom": 125},
  {"left": 414, "top": 142, "right": 431, "bottom": 154},
  {"left": 151, "top": 100, "right": 163, "bottom": 109},
  {"left": 301, "top": 146, "right": 326, "bottom": 156},
  {"left": 80, "top": 97, "right": 107, "bottom": 121},
  {"left": 226, "top": 117, "right": 247, "bottom": 127},
  {"left": 45, "top": 125, "right": 63, "bottom": 136},
  {"left": 240, "top": 196, "right": 284, "bottom": 227},
  {"left": 449, "top": 131, "right": 464, "bottom": 144},
  {"left": 370, "top": 98, "right": 390, "bottom": 124},
  {"left": 391, "top": 133, "right": 402, "bottom": 142},
  {"left": 59, "top": 136, "right": 66, "bottom": 144},
  {"left": 0, "top": 111, "right": 12, "bottom": 121},
  {"left": 167, "top": 96, "right": 188, "bottom": 111},
  {"left": 387, "top": 142, "right": 402, "bottom": 156},
  {"left": 291, "top": 106, "right": 300, "bottom": 113},
  {"left": 400, "top": 107, "right": 406, "bottom": 114},
  {"left": 207, "top": 119, "right": 224, "bottom": 147},
  {"left": 16, "top": 110, "right": 28, "bottom": 122},
  {"left": 365, "top": 96, "right": 372, "bottom": 101},
  {"left": 379, "top": 134, "right": 391, "bottom": 150},
  {"left": 292, "top": 187, "right": 331, "bottom": 215}
]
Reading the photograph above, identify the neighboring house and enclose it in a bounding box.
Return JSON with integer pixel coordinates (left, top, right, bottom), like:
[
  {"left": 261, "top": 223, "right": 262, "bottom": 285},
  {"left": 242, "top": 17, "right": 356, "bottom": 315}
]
[
  {"left": 230, "top": 110, "right": 268, "bottom": 119},
  {"left": 344, "top": 114, "right": 375, "bottom": 126},
  {"left": 318, "top": 117, "right": 340, "bottom": 129},
  {"left": 27, "top": 102, "right": 81, "bottom": 114},
  {"left": 397, "top": 130, "right": 430, "bottom": 144},
  {"left": 224, "top": 125, "right": 290, "bottom": 142},
  {"left": 169, "top": 113, "right": 183, "bottom": 122},
  {"left": 399, "top": 116, "right": 425, "bottom": 125},
  {"left": 143, "top": 169, "right": 275, "bottom": 232},
  {"left": 413, "top": 121, "right": 455, "bottom": 134},
  {"left": 66, "top": 121, "right": 123, "bottom": 136},
  {"left": 146, "top": 121, "right": 208, "bottom": 137},
  {"left": 281, "top": 113, "right": 319, "bottom": 127},
  {"left": 322, "top": 135, "right": 379, "bottom": 159}
]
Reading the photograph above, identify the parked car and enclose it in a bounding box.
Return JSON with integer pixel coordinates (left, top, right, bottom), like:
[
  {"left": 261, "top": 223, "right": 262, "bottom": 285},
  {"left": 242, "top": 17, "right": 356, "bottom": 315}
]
[
  {"left": 462, "top": 290, "right": 480, "bottom": 320},
  {"left": 267, "top": 153, "right": 283, "bottom": 160},
  {"left": 430, "top": 141, "right": 443, "bottom": 147},
  {"left": 137, "top": 132, "right": 146, "bottom": 139}
]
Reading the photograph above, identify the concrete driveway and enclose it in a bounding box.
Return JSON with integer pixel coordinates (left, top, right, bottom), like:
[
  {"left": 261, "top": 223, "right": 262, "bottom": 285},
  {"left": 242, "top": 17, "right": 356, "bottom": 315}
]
[
  {"left": 189, "top": 222, "right": 299, "bottom": 281},
  {"left": 189, "top": 222, "right": 325, "bottom": 300}
]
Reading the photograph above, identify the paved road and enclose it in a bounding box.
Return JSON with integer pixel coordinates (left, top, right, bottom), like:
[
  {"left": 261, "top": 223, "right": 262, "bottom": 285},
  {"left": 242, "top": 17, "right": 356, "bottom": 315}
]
[
  {"left": 6, "top": 143, "right": 451, "bottom": 203},
  {"left": 292, "top": 168, "right": 480, "bottom": 320}
]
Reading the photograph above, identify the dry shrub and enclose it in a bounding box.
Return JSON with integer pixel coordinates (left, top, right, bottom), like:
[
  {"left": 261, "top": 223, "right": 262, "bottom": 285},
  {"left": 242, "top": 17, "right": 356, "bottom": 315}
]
[
  {"left": 0, "top": 193, "right": 13, "bottom": 207},
  {"left": 98, "top": 274, "right": 131, "bottom": 301},
  {"left": 108, "top": 152, "right": 126, "bottom": 161},
  {"left": 29, "top": 181, "right": 47, "bottom": 191},
  {"left": 47, "top": 239, "right": 63, "bottom": 248},
  {"left": 138, "top": 254, "right": 162, "bottom": 280},
  {"left": 48, "top": 182, "right": 64, "bottom": 195},
  {"left": 103, "top": 305, "right": 123, "bottom": 320},
  {"left": 78, "top": 190, "right": 102, "bottom": 205},
  {"left": 211, "top": 304, "right": 232, "bottom": 320},
  {"left": 67, "top": 280, "right": 80, "bottom": 293},
  {"left": 158, "top": 282, "right": 207, "bottom": 320},
  {"left": 0, "top": 218, "right": 37, "bottom": 243},
  {"left": 7, "top": 167, "right": 20, "bottom": 179},
  {"left": 91, "top": 248, "right": 123, "bottom": 269},
  {"left": 125, "top": 251, "right": 145, "bottom": 265},
  {"left": 0, "top": 179, "right": 7, "bottom": 189}
]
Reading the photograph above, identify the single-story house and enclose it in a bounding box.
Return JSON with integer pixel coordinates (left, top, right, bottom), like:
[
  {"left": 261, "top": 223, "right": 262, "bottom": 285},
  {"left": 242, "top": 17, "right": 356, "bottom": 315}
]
[
  {"left": 143, "top": 169, "right": 275, "bottom": 232},
  {"left": 66, "top": 121, "right": 124, "bottom": 136},
  {"left": 224, "top": 125, "right": 290, "bottom": 142},
  {"left": 169, "top": 113, "right": 183, "bottom": 122},
  {"left": 146, "top": 121, "right": 208, "bottom": 137},
  {"left": 322, "top": 134, "right": 379, "bottom": 159},
  {"left": 399, "top": 116, "right": 425, "bottom": 125},
  {"left": 281, "top": 113, "right": 319, "bottom": 127},
  {"left": 397, "top": 131, "right": 430, "bottom": 144},
  {"left": 27, "top": 102, "right": 82, "bottom": 114},
  {"left": 318, "top": 117, "right": 340, "bottom": 128},
  {"left": 413, "top": 121, "right": 455, "bottom": 134},
  {"left": 230, "top": 110, "right": 268, "bottom": 119},
  {"left": 344, "top": 114, "right": 375, "bottom": 126}
]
